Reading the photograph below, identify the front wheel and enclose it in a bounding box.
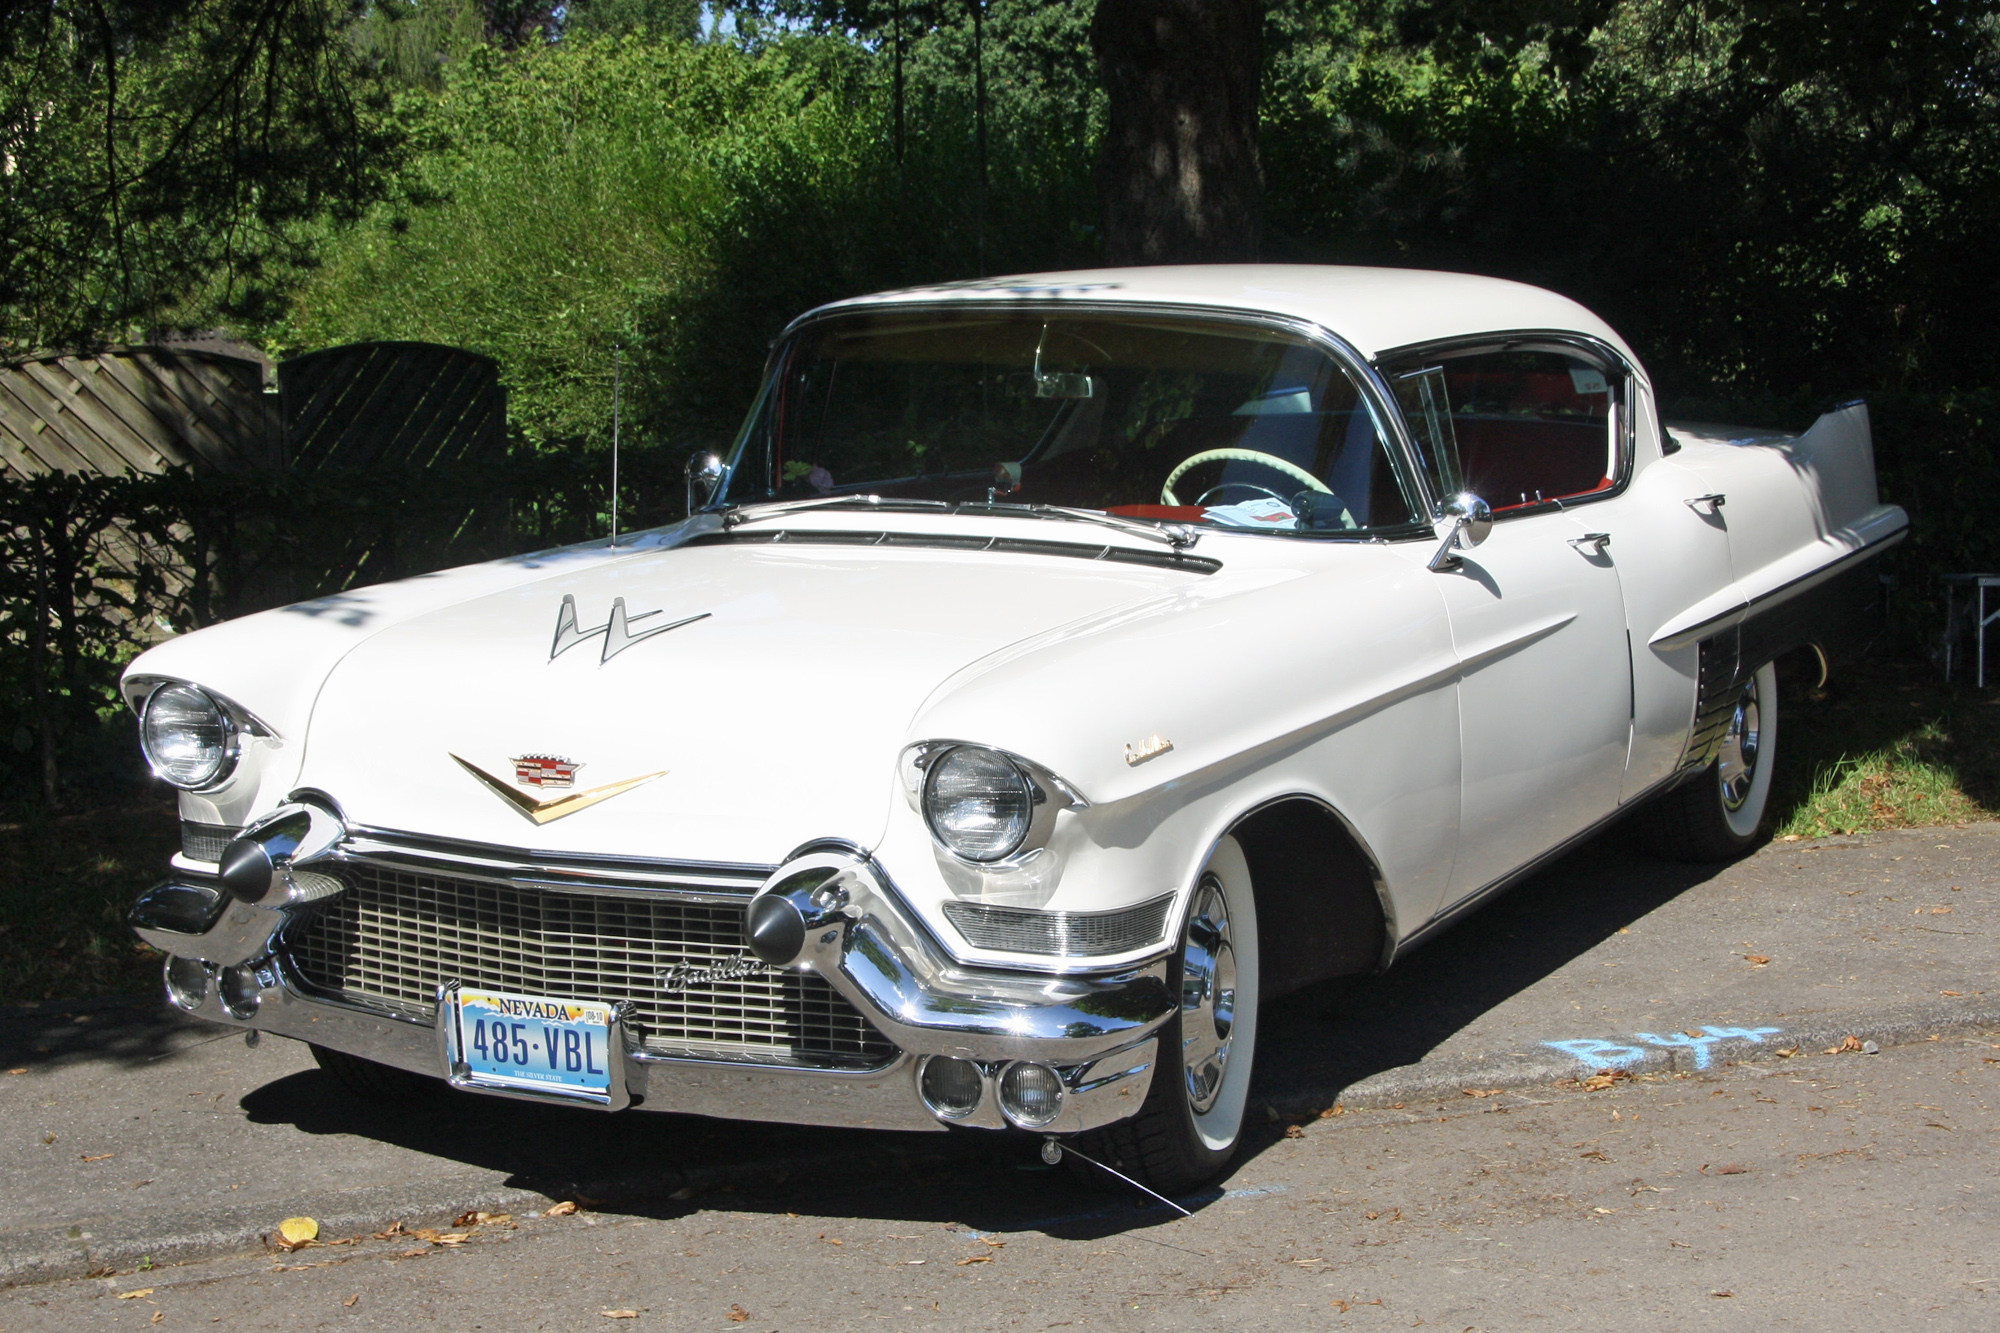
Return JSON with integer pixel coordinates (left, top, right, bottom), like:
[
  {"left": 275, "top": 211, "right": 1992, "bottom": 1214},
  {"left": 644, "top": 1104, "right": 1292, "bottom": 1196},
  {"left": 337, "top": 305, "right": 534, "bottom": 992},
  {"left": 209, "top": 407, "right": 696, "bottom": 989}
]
[
  {"left": 1072, "top": 835, "right": 1259, "bottom": 1195},
  {"left": 1634, "top": 660, "right": 1778, "bottom": 861}
]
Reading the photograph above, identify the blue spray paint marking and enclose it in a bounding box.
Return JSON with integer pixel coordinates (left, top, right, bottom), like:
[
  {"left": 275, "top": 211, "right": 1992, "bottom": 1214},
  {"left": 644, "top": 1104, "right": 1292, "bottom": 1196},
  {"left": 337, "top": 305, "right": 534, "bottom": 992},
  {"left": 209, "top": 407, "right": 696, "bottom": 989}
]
[{"left": 1544, "top": 1025, "right": 1784, "bottom": 1071}]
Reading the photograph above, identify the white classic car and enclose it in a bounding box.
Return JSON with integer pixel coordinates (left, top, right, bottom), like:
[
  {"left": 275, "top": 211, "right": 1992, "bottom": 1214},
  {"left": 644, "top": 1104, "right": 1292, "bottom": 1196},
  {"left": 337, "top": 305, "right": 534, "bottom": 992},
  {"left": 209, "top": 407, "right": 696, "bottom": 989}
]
[{"left": 125, "top": 266, "right": 1905, "bottom": 1192}]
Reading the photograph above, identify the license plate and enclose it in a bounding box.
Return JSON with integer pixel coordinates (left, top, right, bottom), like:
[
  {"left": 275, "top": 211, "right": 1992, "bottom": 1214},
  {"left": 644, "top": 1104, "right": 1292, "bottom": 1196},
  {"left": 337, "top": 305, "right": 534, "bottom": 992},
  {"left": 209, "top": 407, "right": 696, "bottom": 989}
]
[{"left": 446, "top": 987, "right": 615, "bottom": 1100}]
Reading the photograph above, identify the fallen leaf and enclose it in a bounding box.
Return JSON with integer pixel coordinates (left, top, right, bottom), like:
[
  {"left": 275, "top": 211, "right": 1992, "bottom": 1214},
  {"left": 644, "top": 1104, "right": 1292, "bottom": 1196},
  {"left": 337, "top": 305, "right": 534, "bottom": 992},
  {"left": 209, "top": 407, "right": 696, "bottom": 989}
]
[
  {"left": 818, "top": 1234, "right": 843, "bottom": 1245},
  {"left": 396, "top": 1249, "right": 428, "bottom": 1259},
  {"left": 276, "top": 1217, "right": 319, "bottom": 1249},
  {"left": 1712, "top": 1290, "right": 1735, "bottom": 1298},
  {"left": 81, "top": 1153, "right": 114, "bottom": 1162},
  {"left": 1283, "top": 1124, "right": 1305, "bottom": 1139},
  {"left": 1579, "top": 1069, "right": 1630, "bottom": 1092},
  {"left": 5, "top": 1068, "right": 24, "bottom": 1076},
  {"left": 1365, "top": 1210, "right": 1380, "bottom": 1220},
  {"left": 1702, "top": 1162, "right": 1751, "bottom": 1175},
  {"left": 1744, "top": 954, "right": 1771, "bottom": 967},
  {"left": 1826, "top": 1035, "right": 1865, "bottom": 1055},
  {"left": 1461, "top": 1088, "right": 1503, "bottom": 1099},
  {"left": 1320, "top": 1103, "right": 1346, "bottom": 1118},
  {"left": 602, "top": 1312, "right": 640, "bottom": 1320},
  {"left": 956, "top": 1255, "right": 992, "bottom": 1265},
  {"left": 1931, "top": 906, "right": 1955, "bottom": 914},
  {"left": 544, "top": 1200, "right": 579, "bottom": 1216},
  {"left": 42, "top": 1133, "right": 55, "bottom": 1145},
  {"left": 980, "top": 1237, "right": 1006, "bottom": 1248},
  {"left": 151, "top": 1312, "right": 164, "bottom": 1325},
  {"left": 117, "top": 1289, "right": 154, "bottom": 1300},
  {"left": 1593, "top": 1207, "right": 1615, "bottom": 1215},
  {"left": 344, "top": 1295, "right": 360, "bottom": 1307},
  {"left": 1578, "top": 1150, "right": 1609, "bottom": 1161},
  {"left": 433, "top": 1232, "right": 470, "bottom": 1245},
  {"left": 905, "top": 1259, "right": 927, "bottom": 1265},
  {"left": 1331, "top": 1300, "right": 1351, "bottom": 1313},
  {"left": 1943, "top": 990, "right": 1966, "bottom": 997},
  {"left": 1775, "top": 1046, "right": 1801, "bottom": 1058},
  {"left": 372, "top": 1222, "right": 406, "bottom": 1239},
  {"left": 726, "top": 1305, "right": 751, "bottom": 1322}
]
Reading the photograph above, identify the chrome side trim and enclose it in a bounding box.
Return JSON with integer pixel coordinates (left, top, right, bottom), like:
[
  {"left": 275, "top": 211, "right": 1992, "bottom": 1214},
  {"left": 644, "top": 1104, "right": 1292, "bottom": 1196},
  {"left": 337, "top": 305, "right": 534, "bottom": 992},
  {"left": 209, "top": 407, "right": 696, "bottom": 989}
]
[{"left": 1649, "top": 526, "right": 1908, "bottom": 652}]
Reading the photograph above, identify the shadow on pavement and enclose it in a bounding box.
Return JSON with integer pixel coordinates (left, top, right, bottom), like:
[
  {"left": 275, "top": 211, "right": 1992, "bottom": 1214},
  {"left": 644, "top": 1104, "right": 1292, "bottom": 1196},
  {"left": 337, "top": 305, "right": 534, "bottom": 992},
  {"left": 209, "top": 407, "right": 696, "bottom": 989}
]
[{"left": 211, "top": 825, "right": 1732, "bottom": 1241}]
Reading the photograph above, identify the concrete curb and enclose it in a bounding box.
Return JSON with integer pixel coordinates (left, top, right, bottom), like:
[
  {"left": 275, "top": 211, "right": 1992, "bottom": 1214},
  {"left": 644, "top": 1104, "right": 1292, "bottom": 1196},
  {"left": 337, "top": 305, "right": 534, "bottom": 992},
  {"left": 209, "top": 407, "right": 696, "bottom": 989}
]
[
  {"left": 7, "top": 997, "right": 1998, "bottom": 1288},
  {"left": 1264, "top": 996, "right": 2000, "bottom": 1117},
  {"left": 0, "top": 1140, "right": 964, "bottom": 1289}
]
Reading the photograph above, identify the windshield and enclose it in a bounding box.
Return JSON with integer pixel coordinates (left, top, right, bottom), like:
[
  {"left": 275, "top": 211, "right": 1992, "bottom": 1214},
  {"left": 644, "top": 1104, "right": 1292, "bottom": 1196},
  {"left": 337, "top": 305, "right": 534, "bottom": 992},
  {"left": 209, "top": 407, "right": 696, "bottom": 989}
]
[{"left": 717, "top": 308, "right": 1427, "bottom": 536}]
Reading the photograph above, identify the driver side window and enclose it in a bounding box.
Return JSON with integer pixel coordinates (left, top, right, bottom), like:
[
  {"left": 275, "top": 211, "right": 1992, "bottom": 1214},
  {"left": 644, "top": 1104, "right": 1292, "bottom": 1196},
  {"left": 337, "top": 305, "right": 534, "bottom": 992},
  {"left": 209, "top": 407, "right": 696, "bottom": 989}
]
[{"left": 1382, "top": 346, "right": 1624, "bottom": 513}]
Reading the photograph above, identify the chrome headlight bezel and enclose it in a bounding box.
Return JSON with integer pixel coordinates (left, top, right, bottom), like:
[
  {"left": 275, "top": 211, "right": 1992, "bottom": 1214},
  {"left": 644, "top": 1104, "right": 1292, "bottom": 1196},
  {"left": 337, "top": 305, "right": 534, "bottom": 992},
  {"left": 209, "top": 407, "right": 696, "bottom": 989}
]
[
  {"left": 138, "top": 682, "right": 240, "bottom": 791},
  {"left": 905, "top": 741, "right": 1085, "bottom": 868}
]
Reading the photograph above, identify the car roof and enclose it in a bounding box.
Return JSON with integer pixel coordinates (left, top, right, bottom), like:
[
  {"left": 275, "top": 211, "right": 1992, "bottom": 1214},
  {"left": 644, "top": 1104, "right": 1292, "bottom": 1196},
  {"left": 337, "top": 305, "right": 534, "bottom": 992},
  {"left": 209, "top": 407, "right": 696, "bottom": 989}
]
[{"left": 802, "top": 264, "right": 1637, "bottom": 366}]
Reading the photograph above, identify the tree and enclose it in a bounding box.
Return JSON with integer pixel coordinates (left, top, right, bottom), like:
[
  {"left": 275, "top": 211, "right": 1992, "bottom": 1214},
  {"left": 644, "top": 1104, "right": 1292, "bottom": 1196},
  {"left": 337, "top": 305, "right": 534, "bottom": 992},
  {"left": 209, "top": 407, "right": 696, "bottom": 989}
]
[
  {"left": 0, "top": 0, "right": 403, "bottom": 352},
  {"left": 1091, "top": 0, "right": 1264, "bottom": 263}
]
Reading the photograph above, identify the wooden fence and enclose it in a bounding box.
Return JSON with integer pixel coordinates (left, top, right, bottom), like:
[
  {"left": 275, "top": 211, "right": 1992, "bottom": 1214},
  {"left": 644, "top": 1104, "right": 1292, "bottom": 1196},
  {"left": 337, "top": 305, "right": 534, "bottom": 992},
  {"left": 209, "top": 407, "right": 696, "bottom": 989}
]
[{"left": 0, "top": 340, "right": 506, "bottom": 480}]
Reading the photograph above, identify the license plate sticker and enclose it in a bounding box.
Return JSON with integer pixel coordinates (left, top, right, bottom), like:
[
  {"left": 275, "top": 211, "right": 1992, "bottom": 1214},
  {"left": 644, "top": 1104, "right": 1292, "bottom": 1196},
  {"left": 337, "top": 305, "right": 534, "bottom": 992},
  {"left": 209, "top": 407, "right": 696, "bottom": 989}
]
[{"left": 450, "top": 988, "right": 614, "bottom": 1095}]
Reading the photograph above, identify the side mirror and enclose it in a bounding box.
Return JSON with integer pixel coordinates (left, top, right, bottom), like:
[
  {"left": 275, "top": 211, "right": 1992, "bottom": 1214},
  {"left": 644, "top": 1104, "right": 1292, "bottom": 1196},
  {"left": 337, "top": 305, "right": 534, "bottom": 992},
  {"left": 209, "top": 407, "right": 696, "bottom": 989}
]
[
  {"left": 685, "top": 450, "right": 725, "bottom": 516},
  {"left": 1427, "top": 492, "right": 1492, "bottom": 571}
]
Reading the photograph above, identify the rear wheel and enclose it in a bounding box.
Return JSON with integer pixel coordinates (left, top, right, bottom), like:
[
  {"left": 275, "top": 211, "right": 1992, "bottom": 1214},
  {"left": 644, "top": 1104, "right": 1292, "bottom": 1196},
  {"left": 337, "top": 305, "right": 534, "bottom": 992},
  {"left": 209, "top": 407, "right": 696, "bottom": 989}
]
[
  {"left": 1635, "top": 660, "right": 1778, "bottom": 861},
  {"left": 311, "top": 1044, "right": 440, "bottom": 1103},
  {"left": 1072, "top": 835, "right": 1259, "bottom": 1196}
]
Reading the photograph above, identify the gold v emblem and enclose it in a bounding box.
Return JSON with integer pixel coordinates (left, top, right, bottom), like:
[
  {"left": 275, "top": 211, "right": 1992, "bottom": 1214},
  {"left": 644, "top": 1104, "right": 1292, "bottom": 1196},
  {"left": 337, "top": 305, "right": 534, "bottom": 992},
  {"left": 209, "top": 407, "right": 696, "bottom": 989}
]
[{"left": 450, "top": 754, "right": 666, "bottom": 825}]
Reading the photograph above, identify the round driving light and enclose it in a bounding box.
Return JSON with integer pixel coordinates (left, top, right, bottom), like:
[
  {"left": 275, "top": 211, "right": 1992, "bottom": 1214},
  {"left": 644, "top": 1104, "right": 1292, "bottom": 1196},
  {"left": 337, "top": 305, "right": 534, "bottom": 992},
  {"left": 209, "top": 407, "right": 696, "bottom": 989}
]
[
  {"left": 140, "top": 683, "right": 235, "bottom": 789},
  {"left": 997, "top": 1062, "right": 1065, "bottom": 1129},
  {"left": 218, "top": 964, "right": 261, "bottom": 1018},
  {"left": 164, "top": 956, "right": 208, "bottom": 1012},
  {"left": 922, "top": 747, "right": 1032, "bottom": 862},
  {"left": 918, "top": 1056, "right": 984, "bottom": 1120}
]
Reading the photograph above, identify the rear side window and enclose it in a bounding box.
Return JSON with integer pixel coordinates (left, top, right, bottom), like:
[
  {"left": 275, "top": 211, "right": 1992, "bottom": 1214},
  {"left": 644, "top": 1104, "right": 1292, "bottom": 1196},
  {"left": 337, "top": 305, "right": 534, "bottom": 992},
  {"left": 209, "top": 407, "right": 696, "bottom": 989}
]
[{"left": 1381, "top": 347, "right": 1621, "bottom": 512}]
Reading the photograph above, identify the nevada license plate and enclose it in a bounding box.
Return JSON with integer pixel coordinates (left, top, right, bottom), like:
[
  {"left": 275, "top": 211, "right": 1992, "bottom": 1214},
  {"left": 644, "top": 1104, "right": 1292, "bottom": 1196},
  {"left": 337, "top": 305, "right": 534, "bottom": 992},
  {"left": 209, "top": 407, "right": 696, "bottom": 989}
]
[{"left": 448, "top": 988, "right": 615, "bottom": 1099}]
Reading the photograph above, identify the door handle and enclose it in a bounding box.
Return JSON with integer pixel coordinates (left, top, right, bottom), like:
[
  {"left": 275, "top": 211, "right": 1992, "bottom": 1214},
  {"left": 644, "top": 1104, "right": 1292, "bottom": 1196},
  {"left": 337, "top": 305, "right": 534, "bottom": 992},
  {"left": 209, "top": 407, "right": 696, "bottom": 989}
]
[
  {"left": 1684, "top": 493, "right": 1726, "bottom": 514},
  {"left": 1567, "top": 532, "right": 1611, "bottom": 554}
]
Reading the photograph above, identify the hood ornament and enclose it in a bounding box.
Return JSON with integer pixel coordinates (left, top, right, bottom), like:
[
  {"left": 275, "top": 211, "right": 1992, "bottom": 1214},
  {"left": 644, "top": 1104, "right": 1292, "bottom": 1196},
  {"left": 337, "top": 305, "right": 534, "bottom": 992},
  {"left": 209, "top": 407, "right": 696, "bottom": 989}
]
[
  {"left": 452, "top": 754, "right": 666, "bottom": 825},
  {"left": 552, "top": 595, "right": 709, "bottom": 666}
]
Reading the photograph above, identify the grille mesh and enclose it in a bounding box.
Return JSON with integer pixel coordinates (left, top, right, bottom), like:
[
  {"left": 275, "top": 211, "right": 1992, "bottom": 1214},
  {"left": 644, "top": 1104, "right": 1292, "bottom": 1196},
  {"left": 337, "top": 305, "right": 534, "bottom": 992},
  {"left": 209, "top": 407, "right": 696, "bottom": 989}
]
[
  {"left": 180, "top": 821, "right": 239, "bottom": 864},
  {"left": 285, "top": 864, "right": 895, "bottom": 1068}
]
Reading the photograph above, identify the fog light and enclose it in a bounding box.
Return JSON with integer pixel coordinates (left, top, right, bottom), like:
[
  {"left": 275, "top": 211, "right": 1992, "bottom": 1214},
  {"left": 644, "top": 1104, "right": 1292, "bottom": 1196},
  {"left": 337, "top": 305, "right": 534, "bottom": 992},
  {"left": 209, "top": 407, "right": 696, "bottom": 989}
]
[
  {"left": 918, "top": 1056, "right": 984, "bottom": 1120},
  {"left": 997, "top": 1062, "right": 1065, "bottom": 1129},
  {"left": 164, "top": 956, "right": 208, "bottom": 1011},
  {"left": 218, "top": 964, "right": 261, "bottom": 1018}
]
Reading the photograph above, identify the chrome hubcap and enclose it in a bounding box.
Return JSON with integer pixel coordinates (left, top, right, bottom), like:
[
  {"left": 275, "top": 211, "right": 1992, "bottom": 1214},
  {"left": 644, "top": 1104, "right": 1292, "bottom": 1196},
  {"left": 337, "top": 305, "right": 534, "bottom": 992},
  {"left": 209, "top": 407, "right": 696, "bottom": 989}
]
[
  {"left": 1179, "top": 874, "right": 1237, "bottom": 1115},
  {"left": 1717, "top": 678, "right": 1762, "bottom": 812}
]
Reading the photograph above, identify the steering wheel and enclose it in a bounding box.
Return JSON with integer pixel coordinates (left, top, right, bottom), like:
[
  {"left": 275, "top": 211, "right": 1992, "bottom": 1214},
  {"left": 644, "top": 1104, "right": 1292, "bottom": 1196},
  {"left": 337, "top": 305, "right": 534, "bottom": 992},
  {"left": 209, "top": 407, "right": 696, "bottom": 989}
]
[
  {"left": 1194, "top": 482, "right": 1290, "bottom": 507},
  {"left": 1162, "top": 448, "right": 1333, "bottom": 506}
]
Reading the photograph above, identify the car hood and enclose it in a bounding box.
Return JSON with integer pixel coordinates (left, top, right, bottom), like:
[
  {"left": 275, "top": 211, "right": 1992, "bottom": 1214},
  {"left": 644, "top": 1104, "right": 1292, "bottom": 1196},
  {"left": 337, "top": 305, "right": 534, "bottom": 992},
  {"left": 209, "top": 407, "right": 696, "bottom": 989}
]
[{"left": 296, "top": 538, "right": 1204, "bottom": 863}]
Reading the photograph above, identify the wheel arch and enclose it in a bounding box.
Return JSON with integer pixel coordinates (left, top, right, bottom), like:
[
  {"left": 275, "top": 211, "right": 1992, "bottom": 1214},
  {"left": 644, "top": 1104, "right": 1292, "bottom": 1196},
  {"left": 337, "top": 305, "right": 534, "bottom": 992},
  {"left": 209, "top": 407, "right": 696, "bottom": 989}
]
[{"left": 1223, "top": 795, "right": 1394, "bottom": 1001}]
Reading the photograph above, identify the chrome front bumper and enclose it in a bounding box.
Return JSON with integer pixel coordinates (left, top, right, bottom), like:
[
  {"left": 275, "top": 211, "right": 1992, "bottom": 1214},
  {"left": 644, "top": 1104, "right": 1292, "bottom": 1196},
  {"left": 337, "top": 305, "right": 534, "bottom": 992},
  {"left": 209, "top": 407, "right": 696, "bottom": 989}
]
[{"left": 131, "top": 835, "right": 1173, "bottom": 1135}]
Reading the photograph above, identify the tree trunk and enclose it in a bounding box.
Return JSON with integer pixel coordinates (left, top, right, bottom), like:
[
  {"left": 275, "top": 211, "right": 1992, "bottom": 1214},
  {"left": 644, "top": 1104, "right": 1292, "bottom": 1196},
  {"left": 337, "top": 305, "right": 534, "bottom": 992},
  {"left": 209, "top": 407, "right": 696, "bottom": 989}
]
[{"left": 1091, "top": 0, "right": 1265, "bottom": 265}]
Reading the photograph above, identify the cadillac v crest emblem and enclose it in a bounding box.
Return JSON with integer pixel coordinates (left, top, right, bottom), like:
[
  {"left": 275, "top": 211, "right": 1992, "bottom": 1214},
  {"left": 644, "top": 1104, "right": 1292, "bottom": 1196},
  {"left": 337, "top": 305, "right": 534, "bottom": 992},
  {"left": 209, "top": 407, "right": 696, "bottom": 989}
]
[
  {"left": 451, "top": 753, "right": 666, "bottom": 825},
  {"left": 513, "top": 754, "right": 580, "bottom": 788},
  {"left": 551, "top": 594, "right": 710, "bottom": 666}
]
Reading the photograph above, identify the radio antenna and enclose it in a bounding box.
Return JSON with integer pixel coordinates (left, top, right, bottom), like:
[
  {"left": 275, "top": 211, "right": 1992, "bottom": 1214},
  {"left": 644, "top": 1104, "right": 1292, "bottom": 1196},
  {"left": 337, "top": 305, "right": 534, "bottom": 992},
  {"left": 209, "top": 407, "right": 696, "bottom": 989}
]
[{"left": 610, "top": 345, "right": 622, "bottom": 547}]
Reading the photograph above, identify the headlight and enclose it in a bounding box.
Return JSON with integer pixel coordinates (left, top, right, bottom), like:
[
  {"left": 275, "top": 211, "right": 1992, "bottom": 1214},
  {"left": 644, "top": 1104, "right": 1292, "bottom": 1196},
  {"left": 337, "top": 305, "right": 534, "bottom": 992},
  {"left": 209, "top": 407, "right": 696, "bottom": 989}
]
[
  {"left": 922, "top": 746, "right": 1033, "bottom": 862},
  {"left": 140, "top": 683, "right": 237, "bottom": 789}
]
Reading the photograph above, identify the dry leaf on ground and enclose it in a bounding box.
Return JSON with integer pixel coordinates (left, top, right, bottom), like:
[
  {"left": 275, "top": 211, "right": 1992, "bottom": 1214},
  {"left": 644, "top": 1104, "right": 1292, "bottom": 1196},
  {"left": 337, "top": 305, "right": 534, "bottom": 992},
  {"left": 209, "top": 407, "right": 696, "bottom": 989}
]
[
  {"left": 344, "top": 1295, "right": 360, "bottom": 1308},
  {"left": 1702, "top": 1162, "right": 1751, "bottom": 1175},
  {"left": 980, "top": 1237, "right": 1006, "bottom": 1248},
  {"left": 956, "top": 1255, "right": 992, "bottom": 1265},
  {"left": 5, "top": 1068, "right": 24, "bottom": 1075},
  {"left": 727, "top": 1305, "right": 751, "bottom": 1322},
  {"left": 1579, "top": 1069, "right": 1630, "bottom": 1091},
  {"left": 116, "top": 1289, "right": 153, "bottom": 1300},
  {"left": 545, "top": 1200, "right": 579, "bottom": 1216},
  {"left": 1744, "top": 954, "right": 1771, "bottom": 966},
  {"left": 150, "top": 1312, "right": 164, "bottom": 1325},
  {"left": 80, "top": 1153, "right": 113, "bottom": 1162},
  {"left": 275, "top": 1216, "right": 319, "bottom": 1250},
  {"left": 1461, "top": 1088, "right": 1503, "bottom": 1098},
  {"left": 1826, "top": 1035, "right": 1865, "bottom": 1054},
  {"left": 601, "top": 1312, "right": 639, "bottom": 1320},
  {"left": 1283, "top": 1124, "right": 1305, "bottom": 1138}
]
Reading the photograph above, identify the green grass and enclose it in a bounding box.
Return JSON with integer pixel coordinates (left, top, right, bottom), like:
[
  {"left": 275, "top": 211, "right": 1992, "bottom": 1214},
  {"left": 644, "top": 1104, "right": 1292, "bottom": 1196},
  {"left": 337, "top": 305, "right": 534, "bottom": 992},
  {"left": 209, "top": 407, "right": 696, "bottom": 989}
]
[
  {"left": 1768, "top": 654, "right": 2000, "bottom": 839},
  {"left": 0, "top": 792, "right": 177, "bottom": 1003}
]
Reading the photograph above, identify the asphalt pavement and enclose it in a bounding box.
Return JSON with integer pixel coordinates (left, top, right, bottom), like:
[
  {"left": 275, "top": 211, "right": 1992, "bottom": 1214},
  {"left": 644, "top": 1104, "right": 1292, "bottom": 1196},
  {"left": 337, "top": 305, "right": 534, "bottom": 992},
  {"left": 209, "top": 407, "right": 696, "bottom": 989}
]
[{"left": 2, "top": 819, "right": 1996, "bottom": 1296}]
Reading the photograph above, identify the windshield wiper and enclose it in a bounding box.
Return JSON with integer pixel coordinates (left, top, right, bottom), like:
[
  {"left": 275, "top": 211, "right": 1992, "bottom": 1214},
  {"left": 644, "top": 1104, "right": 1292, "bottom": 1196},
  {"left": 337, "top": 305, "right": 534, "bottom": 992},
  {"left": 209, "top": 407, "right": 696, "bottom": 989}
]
[
  {"left": 721, "top": 494, "right": 1199, "bottom": 550},
  {"left": 721, "top": 495, "right": 949, "bottom": 528},
  {"left": 965, "top": 502, "right": 1201, "bottom": 550}
]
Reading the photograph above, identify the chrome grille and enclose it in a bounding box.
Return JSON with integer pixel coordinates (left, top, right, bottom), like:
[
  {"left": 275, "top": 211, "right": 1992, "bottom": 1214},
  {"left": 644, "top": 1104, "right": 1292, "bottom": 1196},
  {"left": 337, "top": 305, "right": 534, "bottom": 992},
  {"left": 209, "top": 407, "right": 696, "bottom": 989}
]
[{"left": 284, "top": 863, "right": 895, "bottom": 1069}]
